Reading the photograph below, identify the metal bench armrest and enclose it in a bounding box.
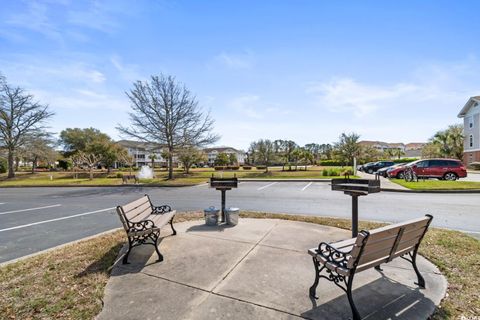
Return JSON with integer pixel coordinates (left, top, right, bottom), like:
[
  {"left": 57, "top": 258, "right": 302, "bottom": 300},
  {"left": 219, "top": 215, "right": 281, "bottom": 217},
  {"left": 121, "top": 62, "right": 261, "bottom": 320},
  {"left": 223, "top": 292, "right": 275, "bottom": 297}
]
[
  {"left": 153, "top": 205, "right": 172, "bottom": 214},
  {"left": 128, "top": 219, "right": 156, "bottom": 233},
  {"left": 317, "top": 242, "right": 351, "bottom": 269}
]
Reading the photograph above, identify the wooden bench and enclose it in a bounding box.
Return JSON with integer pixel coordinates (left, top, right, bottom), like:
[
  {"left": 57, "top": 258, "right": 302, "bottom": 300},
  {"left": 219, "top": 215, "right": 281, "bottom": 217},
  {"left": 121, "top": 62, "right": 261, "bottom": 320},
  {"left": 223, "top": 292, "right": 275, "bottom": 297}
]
[
  {"left": 122, "top": 174, "right": 138, "bottom": 184},
  {"left": 308, "top": 214, "right": 433, "bottom": 320},
  {"left": 116, "top": 195, "right": 176, "bottom": 264}
]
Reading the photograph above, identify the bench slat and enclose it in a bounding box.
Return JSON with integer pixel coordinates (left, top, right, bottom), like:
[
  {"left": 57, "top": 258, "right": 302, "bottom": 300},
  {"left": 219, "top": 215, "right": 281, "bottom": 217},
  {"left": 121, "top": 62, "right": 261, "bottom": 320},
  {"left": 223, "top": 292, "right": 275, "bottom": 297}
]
[
  {"left": 127, "top": 202, "right": 154, "bottom": 222},
  {"left": 363, "top": 217, "right": 429, "bottom": 243},
  {"left": 348, "top": 216, "right": 430, "bottom": 268},
  {"left": 151, "top": 210, "right": 176, "bottom": 228},
  {"left": 121, "top": 196, "right": 150, "bottom": 214}
]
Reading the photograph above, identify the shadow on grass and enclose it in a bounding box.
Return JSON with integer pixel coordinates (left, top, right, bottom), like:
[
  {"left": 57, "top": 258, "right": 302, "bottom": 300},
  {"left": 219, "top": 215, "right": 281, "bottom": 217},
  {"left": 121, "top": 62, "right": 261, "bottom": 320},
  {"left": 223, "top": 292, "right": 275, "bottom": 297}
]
[{"left": 75, "top": 242, "right": 124, "bottom": 278}]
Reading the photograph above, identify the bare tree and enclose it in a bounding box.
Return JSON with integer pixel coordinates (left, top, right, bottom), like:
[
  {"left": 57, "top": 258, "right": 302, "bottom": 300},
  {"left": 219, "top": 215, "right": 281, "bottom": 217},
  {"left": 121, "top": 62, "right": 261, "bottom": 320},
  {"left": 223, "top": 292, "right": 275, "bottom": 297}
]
[
  {"left": 18, "top": 133, "right": 58, "bottom": 173},
  {"left": 0, "top": 75, "right": 54, "bottom": 178},
  {"left": 77, "top": 151, "right": 102, "bottom": 180},
  {"left": 117, "top": 75, "right": 219, "bottom": 179}
]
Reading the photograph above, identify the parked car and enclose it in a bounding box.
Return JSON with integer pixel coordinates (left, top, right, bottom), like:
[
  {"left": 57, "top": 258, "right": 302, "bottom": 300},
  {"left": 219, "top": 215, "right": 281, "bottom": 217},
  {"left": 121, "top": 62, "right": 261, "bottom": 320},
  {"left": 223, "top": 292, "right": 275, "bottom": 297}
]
[
  {"left": 357, "top": 162, "right": 374, "bottom": 172},
  {"left": 362, "top": 161, "right": 395, "bottom": 174},
  {"left": 387, "top": 159, "right": 467, "bottom": 180},
  {"left": 377, "top": 163, "right": 404, "bottom": 177},
  {"left": 386, "top": 163, "right": 410, "bottom": 179}
]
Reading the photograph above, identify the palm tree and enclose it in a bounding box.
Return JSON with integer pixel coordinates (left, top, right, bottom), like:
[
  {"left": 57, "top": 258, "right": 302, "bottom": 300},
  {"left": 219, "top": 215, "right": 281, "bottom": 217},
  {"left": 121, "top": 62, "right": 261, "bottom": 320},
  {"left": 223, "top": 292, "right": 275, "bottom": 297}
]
[{"left": 148, "top": 154, "right": 157, "bottom": 168}]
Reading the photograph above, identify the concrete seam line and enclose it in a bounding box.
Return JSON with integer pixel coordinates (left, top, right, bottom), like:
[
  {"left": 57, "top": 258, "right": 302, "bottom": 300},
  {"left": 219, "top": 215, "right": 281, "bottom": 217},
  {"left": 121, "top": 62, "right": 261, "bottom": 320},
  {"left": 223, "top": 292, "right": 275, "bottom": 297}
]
[
  {"left": 138, "top": 271, "right": 308, "bottom": 319},
  {"left": 211, "top": 291, "right": 309, "bottom": 319},
  {"left": 0, "top": 227, "right": 123, "bottom": 267},
  {"left": 184, "top": 232, "right": 256, "bottom": 245},
  {"left": 210, "top": 221, "right": 279, "bottom": 292}
]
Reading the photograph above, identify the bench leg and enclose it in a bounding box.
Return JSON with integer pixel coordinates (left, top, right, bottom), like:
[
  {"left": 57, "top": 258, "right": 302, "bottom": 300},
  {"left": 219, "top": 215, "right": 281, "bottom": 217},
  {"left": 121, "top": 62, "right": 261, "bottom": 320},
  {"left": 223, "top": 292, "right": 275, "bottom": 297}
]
[
  {"left": 309, "top": 257, "right": 320, "bottom": 298},
  {"left": 123, "top": 238, "right": 133, "bottom": 264},
  {"left": 170, "top": 217, "right": 177, "bottom": 235},
  {"left": 347, "top": 274, "right": 361, "bottom": 320},
  {"left": 411, "top": 249, "right": 425, "bottom": 288},
  {"left": 374, "top": 265, "right": 383, "bottom": 271},
  {"left": 153, "top": 234, "right": 164, "bottom": 262}
]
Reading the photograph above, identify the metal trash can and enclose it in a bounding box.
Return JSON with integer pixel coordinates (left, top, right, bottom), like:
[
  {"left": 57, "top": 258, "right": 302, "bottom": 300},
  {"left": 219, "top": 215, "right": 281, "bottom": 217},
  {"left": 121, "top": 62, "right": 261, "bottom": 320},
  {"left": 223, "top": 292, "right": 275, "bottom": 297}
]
[
  {"left": 204, "top": 206, "right": 219, "bottom": 226},
  {"left": 225, "top": 207, "right": 239, "bottom": 226}
]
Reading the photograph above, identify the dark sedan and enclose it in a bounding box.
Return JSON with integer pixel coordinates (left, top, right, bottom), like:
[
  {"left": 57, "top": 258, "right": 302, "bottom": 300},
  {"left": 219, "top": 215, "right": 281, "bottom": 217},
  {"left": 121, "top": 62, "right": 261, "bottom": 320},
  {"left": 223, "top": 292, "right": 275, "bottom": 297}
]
[{"left": 362, "top": 161, "right": 395, "bottom": 174}]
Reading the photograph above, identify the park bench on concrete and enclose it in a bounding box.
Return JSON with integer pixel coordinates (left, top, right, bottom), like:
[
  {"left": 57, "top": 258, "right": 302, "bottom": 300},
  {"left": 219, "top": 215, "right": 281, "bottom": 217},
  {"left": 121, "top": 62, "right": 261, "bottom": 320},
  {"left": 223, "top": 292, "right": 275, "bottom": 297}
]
[
  {"left": 308, "top": 214, "right": 433, "bottom": 320},
  {"left": 116, "top": 194, "right": 176, "bottom": 264}
]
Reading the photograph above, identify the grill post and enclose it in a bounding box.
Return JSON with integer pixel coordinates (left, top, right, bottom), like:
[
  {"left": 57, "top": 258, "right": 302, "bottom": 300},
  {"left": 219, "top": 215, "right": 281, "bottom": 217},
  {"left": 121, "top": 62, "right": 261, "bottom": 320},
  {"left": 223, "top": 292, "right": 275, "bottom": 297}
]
[
  {"left": 210, "top": 175, "right": 238, "bottom": 224},
  {"left": 352, "top": 194, "right": 359, "bottom": 238},
  {"left": 221, "top": 189, "right": 226, "bottom": 222},
  {"left": 332, "top": 177, "right": 381, "bottom": 238}
]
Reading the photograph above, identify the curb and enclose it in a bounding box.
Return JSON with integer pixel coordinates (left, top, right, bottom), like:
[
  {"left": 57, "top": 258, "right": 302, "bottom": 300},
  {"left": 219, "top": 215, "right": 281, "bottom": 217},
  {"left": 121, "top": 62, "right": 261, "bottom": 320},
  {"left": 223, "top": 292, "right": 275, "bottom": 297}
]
[{"left": 239, "top": 178, "right": 331, "bottom": 183}]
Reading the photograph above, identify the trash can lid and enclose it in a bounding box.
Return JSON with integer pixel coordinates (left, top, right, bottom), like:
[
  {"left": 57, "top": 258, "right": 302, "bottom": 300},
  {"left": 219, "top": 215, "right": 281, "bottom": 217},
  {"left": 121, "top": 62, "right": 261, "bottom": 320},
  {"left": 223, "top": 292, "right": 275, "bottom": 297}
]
[
  {"left": 204, "top": 206, "right": 219, "bottom": 212},
  {"left": 226, "top": 207, "right": 239, "bottom": 211}
]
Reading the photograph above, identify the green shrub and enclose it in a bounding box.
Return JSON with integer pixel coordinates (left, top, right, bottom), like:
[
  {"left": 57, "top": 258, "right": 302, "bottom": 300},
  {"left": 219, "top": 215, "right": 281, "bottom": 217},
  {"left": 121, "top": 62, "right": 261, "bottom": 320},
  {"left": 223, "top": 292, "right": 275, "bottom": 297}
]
[
  {"left": 243, "top": 166, "right": 252, "bottom": 170},
  {"left": 469, "top": 162, "right": 480, "bottom": 170},
  {"left": 116, "top": 173, "right": 123, "bottom": 178},
  {"left": 327, "top": 168, "right": 340, "bottom": 176},
  {"left": 0, "top": 158, "right": 6, "bottom": 174},
  {"left": 256, "top": 166, "right": 267, "bottom": 170},
  {"left": 342, "top": 168, "right": 354, "bottom": 176},
  {"left": 214, "top": 166, "right": 225, "bottom": 171},
  {"left": 322, "top": 169, "right": 329, "bottom": 176},
  {"left": 320, "top": 160, "right": 343, "bottom": 166},
  {"left": 228, "top": 166, "right": 240, "bottom": 170}
]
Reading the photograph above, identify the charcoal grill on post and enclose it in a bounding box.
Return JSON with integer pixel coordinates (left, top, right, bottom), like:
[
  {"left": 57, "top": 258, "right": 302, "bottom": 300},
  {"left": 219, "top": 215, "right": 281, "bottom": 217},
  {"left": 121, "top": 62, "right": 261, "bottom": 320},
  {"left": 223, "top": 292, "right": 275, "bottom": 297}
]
[
  {"left": 210, "top": 175, "right": 238, "bottom": 223},
  {"left": 331, "top": 176, "right": 380, "bottom": 237}
]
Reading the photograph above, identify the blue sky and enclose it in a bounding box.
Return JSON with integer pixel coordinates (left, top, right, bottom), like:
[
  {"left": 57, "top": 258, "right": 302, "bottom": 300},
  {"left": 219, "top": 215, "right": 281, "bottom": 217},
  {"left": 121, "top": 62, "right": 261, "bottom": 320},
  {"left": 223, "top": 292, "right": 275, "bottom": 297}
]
[{"left": 1, "top": 0, "right": 479, "bottom": 150}]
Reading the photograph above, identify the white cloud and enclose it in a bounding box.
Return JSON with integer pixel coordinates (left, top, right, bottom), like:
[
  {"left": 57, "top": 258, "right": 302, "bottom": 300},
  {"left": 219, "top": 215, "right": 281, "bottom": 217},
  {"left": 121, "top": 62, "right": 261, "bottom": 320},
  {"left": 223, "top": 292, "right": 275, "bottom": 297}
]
[
  {"left": 214, "top": 51, "right": 254, "bottom": 69},
  {"left": 228, "top": 95, "right": 262, "bottom": 119},
  {"left": 110, "top": 55, "right": 142, "bottom": 82},
  {"left": 307, "top": 78, "right": 418, "bottom": 117},
  {"left": 5, "top": 1, "right": 63, "bottom": 42},
  {"left": 32, "top": 88, "right": 129, "bottom": 111},
  {"left": 306, "top": 58, "right": 480, "bottom": 118}
]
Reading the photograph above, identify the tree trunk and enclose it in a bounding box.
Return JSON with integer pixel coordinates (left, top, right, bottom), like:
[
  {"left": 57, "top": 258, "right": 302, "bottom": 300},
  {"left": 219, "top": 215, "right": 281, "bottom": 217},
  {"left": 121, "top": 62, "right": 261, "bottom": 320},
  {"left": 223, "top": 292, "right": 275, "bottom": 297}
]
[
  {"left": 107, "top": 166, "right": 112, "bottom": 174},
  {"left": 7, "top": 148, "right": 15, "bottom": 178},
  {"left": 31, "top": 156, "right": 38, "bottom": 174},
  {"left": 15, "top": 156, "right": 20, "bottom": 172},
  {"left": 89, "top": 167, "right": 94, "bottom": 180},
  {"left": 168, "top": 152, "right": 173, "bottom": 180}
]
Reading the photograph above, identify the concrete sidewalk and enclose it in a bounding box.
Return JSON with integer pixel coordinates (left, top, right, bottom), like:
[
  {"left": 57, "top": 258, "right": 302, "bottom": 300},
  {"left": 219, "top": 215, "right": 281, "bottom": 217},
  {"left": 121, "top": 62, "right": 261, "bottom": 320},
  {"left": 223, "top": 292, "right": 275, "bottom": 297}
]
[
  {"left": 356, "top": 171, "right": 409, "bottom": 191},
  {"left": 98, "top": 219, "right": 446, "bottom": 320}
]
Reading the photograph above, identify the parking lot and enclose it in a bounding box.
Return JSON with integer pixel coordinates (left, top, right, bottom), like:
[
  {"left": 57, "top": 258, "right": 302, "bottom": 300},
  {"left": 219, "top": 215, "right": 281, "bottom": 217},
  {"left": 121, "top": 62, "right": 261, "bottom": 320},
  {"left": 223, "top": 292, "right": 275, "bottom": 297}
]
[{"left": 1, "top": 182, "right": 479, "bottom": 263}]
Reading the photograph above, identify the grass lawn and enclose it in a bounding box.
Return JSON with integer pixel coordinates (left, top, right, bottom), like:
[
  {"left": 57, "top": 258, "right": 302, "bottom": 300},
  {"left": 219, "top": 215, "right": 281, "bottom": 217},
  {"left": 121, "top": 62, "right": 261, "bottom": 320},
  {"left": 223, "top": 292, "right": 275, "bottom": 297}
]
[
  {"left": 0, "top": 166, "right": 356, "bottom": 187},
  {"left": 1, "top": 212, "right": 478, "bottom": 319},
  {"left": 391, "top": 178, "right": 480, "bottom": 190}
]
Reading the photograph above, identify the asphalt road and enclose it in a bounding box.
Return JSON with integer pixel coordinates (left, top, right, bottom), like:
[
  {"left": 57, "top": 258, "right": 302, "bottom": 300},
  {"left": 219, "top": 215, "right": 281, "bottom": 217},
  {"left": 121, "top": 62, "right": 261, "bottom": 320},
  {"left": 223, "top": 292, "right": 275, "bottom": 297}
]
[{"left": 0, "top": 182, "right": 479, "bottom": 263}]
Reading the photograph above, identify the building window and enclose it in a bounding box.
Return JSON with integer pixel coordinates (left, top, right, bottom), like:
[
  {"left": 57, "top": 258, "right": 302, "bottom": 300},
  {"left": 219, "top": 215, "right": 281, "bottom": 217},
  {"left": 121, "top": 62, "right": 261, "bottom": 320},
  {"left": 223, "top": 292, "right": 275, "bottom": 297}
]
[
  {"left": 469, "top": 135, "right": 473, "bottom": 148},
  {"left": 469, "top": 117, "right": 474, "bottom": 128}
]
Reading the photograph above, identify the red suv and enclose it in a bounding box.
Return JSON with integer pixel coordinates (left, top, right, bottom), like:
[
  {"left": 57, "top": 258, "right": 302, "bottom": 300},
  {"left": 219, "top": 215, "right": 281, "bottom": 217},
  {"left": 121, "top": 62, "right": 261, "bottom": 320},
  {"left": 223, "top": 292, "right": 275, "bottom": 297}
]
[{"left": 387, "top": 159, "right": 467, "bottom": 180}]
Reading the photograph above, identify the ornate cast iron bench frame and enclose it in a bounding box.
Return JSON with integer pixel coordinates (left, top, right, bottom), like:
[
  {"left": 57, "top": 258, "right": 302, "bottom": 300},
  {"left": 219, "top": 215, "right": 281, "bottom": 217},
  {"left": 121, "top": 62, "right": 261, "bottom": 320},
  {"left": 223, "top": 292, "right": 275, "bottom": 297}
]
[
  {"left": 308, "top": 214, "right": 433, "bottom": 320},
  {"left": 116, "top": 194, "right": 176, "bottom": 264}
]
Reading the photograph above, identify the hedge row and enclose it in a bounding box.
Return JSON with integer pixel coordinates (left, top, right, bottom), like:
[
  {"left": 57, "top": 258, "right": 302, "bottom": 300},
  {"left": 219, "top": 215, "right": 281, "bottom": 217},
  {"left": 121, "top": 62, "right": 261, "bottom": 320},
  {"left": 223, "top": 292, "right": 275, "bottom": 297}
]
[{"left": 214, "top": 166, "right": 240, "bottom": 171}]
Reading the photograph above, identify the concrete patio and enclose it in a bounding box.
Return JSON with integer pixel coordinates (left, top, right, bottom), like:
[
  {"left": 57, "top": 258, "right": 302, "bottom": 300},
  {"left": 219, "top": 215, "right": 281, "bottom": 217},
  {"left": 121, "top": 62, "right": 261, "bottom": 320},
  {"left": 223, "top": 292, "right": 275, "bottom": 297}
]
[{"left": 97, "top": 218, "right": 446, "bottom": 320}]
